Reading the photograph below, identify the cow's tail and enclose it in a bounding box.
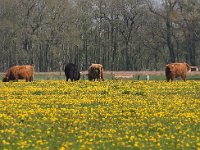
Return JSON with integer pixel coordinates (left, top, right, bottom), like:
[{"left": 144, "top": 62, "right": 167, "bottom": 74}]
[{"left": 100, "top": 67, "right": 104, "bottom": 81}]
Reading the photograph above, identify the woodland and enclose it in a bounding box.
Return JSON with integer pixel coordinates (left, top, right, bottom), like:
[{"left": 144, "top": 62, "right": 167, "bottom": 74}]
[{"left": 0, "top": 0, "right": 200, "bottom": 72}]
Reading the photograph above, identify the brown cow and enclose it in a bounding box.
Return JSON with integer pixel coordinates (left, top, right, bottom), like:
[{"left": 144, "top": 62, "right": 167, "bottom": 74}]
[
  {"left": 165, "top": 63, "right": 191, "bottom": 82},
  {"left": 88, "top": 63, "right": 104, "bottom": 81},
  {"left": 2, "top": 65, "right": 34, "bottom": 82}
]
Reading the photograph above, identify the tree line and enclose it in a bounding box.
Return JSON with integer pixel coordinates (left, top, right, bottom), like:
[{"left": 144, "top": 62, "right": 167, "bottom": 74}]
[{"left": 0, "top": 0, "right": 200, "bottom": 72}]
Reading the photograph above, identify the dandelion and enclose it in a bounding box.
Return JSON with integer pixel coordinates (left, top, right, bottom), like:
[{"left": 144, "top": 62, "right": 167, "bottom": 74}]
[
  {"left": 0, "top": 80, "right": 199, "bottom": 149},
  {"left": 2, "top": 140, "right": 10, "bottom": 145},
  {"left": 130, "top": 136, "right": 135, "bottom": 141},
  {"left": 134, "top": 142, "right": 139, "bottom": 147}
]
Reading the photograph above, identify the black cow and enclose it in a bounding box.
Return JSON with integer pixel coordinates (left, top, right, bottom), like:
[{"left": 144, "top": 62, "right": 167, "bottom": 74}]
[{"left": 64, "top": 63, "right": 80, "bottom": 81}]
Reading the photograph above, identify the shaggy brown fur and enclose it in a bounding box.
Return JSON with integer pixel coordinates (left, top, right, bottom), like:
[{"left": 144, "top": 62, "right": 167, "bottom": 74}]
[
  {"left": 88, "top": 63, "right": 104, "bottom": 81},
  {"left": 165, "top": 63, "right": 191, "bottom": 82},
  {"left": 2, "top": 65, "right": 34, "bottom": 82}
]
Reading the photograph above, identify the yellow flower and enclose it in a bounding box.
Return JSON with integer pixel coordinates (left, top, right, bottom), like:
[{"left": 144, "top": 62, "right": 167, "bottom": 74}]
[
  {"left": 2, "top": 140, "right": 10, "bottom": 145},
  {"left": 130, "top": 136, "right": 135, "bottom": 141},
  {"left": 134, "top": 142, "right": 139, "bottom": 147}
]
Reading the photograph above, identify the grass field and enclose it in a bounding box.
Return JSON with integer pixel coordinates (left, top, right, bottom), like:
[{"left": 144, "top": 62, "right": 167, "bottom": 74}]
[
  {"left": 32, "top": 71, "right": 200, "bottom": 81},
  {"left": 2, "top": 70, "right": 200, "bottom": 81},
  {"left": 0, "top": 80, "right": 199, "bottom": 149}
]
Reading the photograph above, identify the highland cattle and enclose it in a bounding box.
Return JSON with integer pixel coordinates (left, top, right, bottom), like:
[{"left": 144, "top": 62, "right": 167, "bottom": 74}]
[
  {"left": 2, "top": 65, "right": 34, "bottom": 82},
  {"left": 165, "top": 63, "right": 191, "bottom": 82},
  {"left": 88, "top": 63, "right": 104, "bottom": 81},
  {"left": 64, "top": 63, "right": 80, "bottom": 81}
]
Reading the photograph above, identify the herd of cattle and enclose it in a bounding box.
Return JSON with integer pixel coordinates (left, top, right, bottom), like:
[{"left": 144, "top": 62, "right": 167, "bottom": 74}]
[
  {"left": 64, "top": 63, "right": 104, "bottom": 81},
  {"left": 1, "top": 62, "right": 192, "bottom": 82}
]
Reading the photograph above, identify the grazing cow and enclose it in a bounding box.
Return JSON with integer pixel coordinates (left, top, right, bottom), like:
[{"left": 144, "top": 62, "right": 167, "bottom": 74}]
[
  {"left": 88, "top": 67, "right": 100, "bottom": 81},
  {"left": 165, "top": 63, "right": 191, "bottom": 82},
  {"left": 2, "top": 65, "right": 34, "bottom": 82},
  {"left": 64, "top": 63, "right": 80, "bottom": 81},
  {"left": 88, "top": 63, "right": 104, "bottom": 81}
]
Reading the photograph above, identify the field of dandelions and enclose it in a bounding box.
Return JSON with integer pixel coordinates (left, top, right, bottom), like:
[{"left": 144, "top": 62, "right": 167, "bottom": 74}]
[{"left": 0, "top": 80, "right": 199, "bottom": 149}]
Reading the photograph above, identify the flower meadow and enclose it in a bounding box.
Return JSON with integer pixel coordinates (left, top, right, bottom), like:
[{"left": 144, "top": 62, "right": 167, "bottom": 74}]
[{"left": 0, "top": 80, "right": 199, "bottom": 150}]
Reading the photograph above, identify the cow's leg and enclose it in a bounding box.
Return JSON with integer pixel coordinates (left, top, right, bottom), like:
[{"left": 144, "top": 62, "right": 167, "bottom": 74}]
[
  {"left": 72, "top": 72, "right": 77, "bottom": 81},
  {"left": 73, "top": 72, "right": 77, "bottom": 81},
  {"left": 28, "top": 77, "right": 32, "bottom": 82},
  {"left": 69, "top": 71, "right": 74, "bottom": 82},
  {"left": 25, "top": 77, "right": 29, "bottom": 82},
  {"left": 181, "top": 75, "right": 186, "bottom": 81},
  {"left": 15, "top": 76, "right": 19, "bottom": 82},
  {"left": 98, "top": 73, "right": 100, "bottom": 81},
  {"left": 166, "top": 76, "right": 170, "bottom": 82},
  {"left": 100, "top": 71, "right": 104, "bottom": 81},
  {"left": 171, "top": 76, "right": 174, "bottom": 81}
]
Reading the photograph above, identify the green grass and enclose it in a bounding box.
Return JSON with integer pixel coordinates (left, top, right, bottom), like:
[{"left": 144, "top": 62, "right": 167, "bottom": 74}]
[{"left": 1, "top": 71, "right": 200, "bottom": 81}]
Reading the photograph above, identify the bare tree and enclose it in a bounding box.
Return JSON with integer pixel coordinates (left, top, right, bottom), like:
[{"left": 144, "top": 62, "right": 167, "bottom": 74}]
[
  {"left": 1, "top": 0, "right": 200, "bottom": 72},
  {"left": 177, "top": 0, "right": 200, "bottom": 65},
  {"left": 147, "top": 0, "right": 178, "bottom": 63}
]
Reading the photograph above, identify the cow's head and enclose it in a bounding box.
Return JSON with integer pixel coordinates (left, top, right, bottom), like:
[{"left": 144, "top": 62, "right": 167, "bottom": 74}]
[{"left": 2, "top": 76, "right": 9, "bottom": 82}]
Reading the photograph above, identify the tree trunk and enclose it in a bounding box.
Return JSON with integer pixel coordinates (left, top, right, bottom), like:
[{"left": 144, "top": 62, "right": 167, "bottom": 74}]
[
  {"left": 166, "top": 18, "right": 176, "bottom": 63},
  {"left": 125, "top": 41, "right": 130, "bottom": 70},
  {"left": 188, "top": 33, "right": 196, "bottom": 65},
  {"left": 84, "top": 38, "right": 88, "bottom": 70}
]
